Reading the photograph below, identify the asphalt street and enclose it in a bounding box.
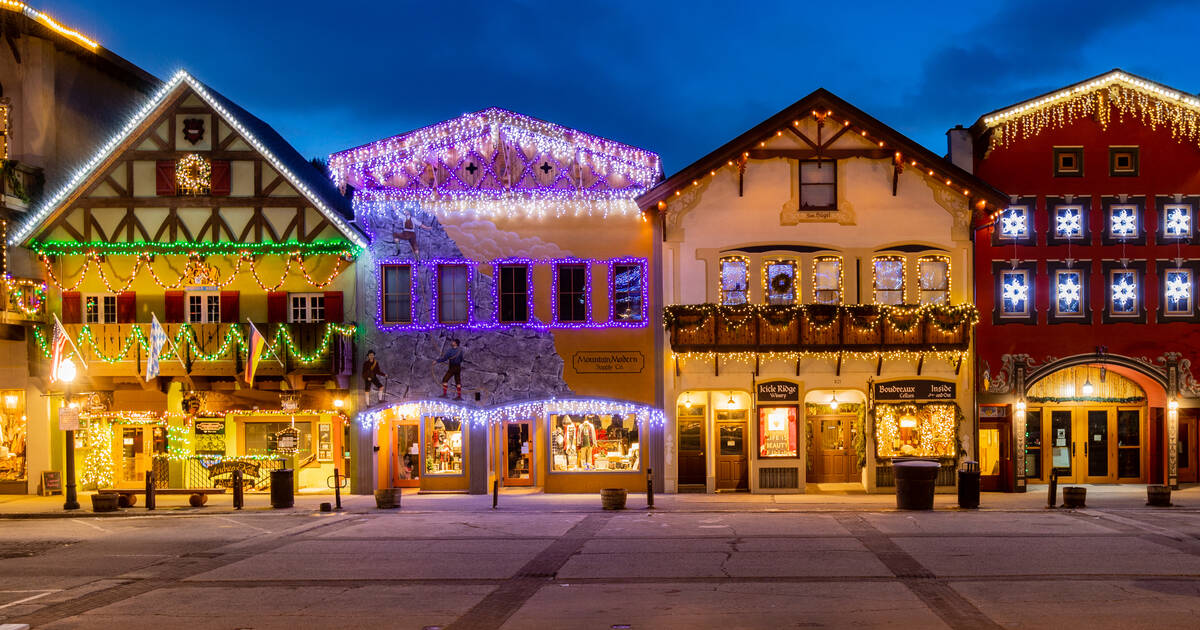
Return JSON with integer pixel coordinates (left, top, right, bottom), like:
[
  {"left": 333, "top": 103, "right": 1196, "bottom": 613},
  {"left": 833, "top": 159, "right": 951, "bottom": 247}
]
[{"left": 3, "top": 498, "right": 1200, "bottom": 629}]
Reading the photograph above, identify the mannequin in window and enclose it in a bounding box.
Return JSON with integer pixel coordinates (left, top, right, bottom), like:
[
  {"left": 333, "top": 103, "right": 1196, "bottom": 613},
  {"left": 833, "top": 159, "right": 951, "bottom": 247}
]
[
  {"left": 578, "top": 417, "right": 597, "bottom": 470},
  {"left": 562, "top": 416, "right": 577, "bottom": 469}
]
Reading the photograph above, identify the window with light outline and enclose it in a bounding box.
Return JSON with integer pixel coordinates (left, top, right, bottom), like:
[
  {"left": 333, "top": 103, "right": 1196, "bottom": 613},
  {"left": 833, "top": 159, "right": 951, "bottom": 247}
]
[
  {"left": 917, "top": 256, "right": 950, "bottom": 305},
  {"left": 554, "top": 260, "right": 591, "bottom": 324},
  {"left": 718, "top": 256, "right": 749, "bottom": 305},
  {"left": 436, "top": 264, "right": 471, "bottom": 324},
  {"left": 998, "top": 206, "right": 1029, "bottom": 240},
  {"left": 1054, "top": 269, "right": 1084, "bottom": 317},
  {"left": 494, "top": 260, "right": 532, "bottom": 324},
  {"left": 609, "top": 257, "right": 647, "bottom": 324},
  {"left": 1165, "top": 269, "right": 1192, "bottom": 316},
  {"left": 1109, "top": 270, "right": 1139, "bottom": 316},
  {"left": 812, "top": 256, "right": 842, "bottom": 305},
  {"left": 379, "top": 262, "right": 415, "bottom": 326},
  {"left": 999, "top": 270, "right": 1030, "bottom": 317},
  {"left": 873, "top": 256, "right": 905, "bottom": 305},
  {"left": 762, "top": 260, "right": 797, "bottom": 305}
]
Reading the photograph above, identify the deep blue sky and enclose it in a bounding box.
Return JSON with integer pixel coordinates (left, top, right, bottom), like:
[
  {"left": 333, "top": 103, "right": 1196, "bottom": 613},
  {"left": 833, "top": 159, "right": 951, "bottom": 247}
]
[{"left": 56, "top": 0, "right": 1200, "bottom": 174}]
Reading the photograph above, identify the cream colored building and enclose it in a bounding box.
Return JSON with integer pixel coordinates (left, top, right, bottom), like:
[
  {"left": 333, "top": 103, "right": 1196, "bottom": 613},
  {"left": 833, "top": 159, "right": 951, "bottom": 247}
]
[{"left": 640, "top": 90, "right": 1008, "bottom": 493}]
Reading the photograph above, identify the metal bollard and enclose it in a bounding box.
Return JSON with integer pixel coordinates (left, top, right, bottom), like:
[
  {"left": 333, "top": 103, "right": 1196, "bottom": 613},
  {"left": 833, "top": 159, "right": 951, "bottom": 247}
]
[
  {"left": 1046, "top": 468, "right": 1059, "bottom": 509},
  {"left": 145, "top": 470, "right": 156, "bottom": 511},
  {"left": 646, "top": 467, "right": 654, "bottom": 509},
  {"left": 492, "top": 479, "right": 499, "bottom": 509},
  {"left": 233, "top": 469, "right": 244, "bottom": 510},
  {"left": 333, "top": 468, "right": 343, "bottom": 510}
]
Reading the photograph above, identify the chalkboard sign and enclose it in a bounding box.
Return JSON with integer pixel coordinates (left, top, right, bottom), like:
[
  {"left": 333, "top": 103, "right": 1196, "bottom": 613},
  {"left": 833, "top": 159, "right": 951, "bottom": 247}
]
[{"left": 41, "top": 471, "right": 62, "bottom": 496}]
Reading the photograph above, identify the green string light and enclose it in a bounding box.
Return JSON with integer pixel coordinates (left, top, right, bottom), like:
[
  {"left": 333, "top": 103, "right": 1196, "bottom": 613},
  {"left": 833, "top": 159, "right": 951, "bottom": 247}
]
[{"left": 30, "top": 239, "right": 361, "bottom": 257}]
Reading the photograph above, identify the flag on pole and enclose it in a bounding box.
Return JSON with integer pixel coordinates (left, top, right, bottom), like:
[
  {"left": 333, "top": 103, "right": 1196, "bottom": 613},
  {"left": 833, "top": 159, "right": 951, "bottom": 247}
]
[
  {"left": 145, "top": 313, "right": 168, "bottom": 381},
  {"left": 49, "top": 318, "right": 69, "bottom": 382},
  {"left": 245, "top": 320, "right": 266, "bottom": 384}
]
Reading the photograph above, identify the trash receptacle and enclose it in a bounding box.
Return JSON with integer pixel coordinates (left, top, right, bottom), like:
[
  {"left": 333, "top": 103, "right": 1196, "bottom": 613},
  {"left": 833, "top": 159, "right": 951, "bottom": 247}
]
[
  {"left": 270, "top": 469, "right": 294, "bottom": 509},
  {"left": 893, "top": 460, "right": 940, "bottom": 510},
  {"left": 957, "top": 460, "right": 980, "bottom": 509}
]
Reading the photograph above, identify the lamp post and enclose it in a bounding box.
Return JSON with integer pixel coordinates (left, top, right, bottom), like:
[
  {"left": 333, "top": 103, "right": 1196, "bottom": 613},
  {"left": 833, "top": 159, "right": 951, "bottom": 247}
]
[{"left": 59, "top": 358, "right": 79, "bottom": 511}]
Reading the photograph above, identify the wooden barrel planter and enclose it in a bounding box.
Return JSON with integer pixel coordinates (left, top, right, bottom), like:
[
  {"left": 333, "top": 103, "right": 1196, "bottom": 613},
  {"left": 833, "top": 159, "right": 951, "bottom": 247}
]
[
  {"left": 601, "top": 488, "right": 627, "bottom": 510},
  {"left": 1062, "top": 486, "right": 1086, "bottom": 508},
  {"left": 90, "top": 493, "right": 120, "bottom": 513},
  {"left": 1147, "top": 485, "right": 1173, "bottom": 507},
  {"left": 374, "top": 488, "right": 400, "bottom": 509}
]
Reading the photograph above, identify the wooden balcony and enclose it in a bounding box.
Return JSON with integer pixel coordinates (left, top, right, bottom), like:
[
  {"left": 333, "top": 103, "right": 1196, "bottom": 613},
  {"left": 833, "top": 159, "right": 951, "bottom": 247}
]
[
  {"left": 0, "top": 277, "right": 44, "bottom": 327},
  {"left": 665, "top": 304, "right": 976, "bottom": 357},
  {"left": 41, "top": 322, "right": 353, "bottom": 379}
]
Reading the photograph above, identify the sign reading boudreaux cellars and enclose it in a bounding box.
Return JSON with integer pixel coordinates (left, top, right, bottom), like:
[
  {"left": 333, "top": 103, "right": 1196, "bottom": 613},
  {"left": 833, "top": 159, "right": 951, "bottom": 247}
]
[
  {"left": 873, "top": 380, "right": 956, "bottom": 401},
  {"left": 756, "top": 381, "right": 800, "bottom": 402}
]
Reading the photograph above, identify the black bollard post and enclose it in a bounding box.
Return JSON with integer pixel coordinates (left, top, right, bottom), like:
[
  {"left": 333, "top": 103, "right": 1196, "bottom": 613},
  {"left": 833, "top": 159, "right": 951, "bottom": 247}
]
[
  {"left": 145, "top": 470, "right": 156, "bottom": 511},
  {"left": 1046, "top": 468, "right": 1058, "bottom": 509},
  {"left": 333, "top": 468, "right": 343, "bottom": 510},
  {"left": 233, "top": 469, "right": 244, "bottom": 510},
  {"left": 492, "top": 479, "right": 498, "bottom": 510},
  {"left": 646, "top": 467, "right": 654, "bottom": 509}
]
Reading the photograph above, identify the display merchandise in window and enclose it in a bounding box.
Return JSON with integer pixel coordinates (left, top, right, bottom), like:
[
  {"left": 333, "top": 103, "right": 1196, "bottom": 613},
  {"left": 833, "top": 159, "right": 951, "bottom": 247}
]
[
  {"left": 758, "top": 406, "right": 797, "bottom": 457},
  {"left": 244, "top": 421, "right": 312, "bottom": 458},
  {"left": 426, "top": 416, "right": 464, "bottom": 474},
  {"left": 875, "top": 403, "right": 958, "bottom": 458},
  {"left": 550, "top": 413, "right": 639, "bottom": 472},
  {"left": 0, "top": 390, "right": 26, "bottom": 482}
]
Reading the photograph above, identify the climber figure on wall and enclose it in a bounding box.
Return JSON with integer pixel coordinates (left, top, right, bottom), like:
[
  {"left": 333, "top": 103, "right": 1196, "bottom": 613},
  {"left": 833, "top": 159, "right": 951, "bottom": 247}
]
[{"left": 436, "top": 338, "right": 465, "bottom": 400}]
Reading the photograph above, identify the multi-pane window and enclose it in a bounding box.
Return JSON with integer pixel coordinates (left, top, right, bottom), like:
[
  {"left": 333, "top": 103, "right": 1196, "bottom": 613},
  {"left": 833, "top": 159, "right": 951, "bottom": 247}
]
[
  {"left": 381, "top": 264, "right": 412, "bottom": 324},
  {"left": 799, "top": 160, "right": 836, "bottom": 209},
  {"left": 1109, "top": 270, "right": 1138, "bottom": 315},
  {"left": 1000, "top": 270, "right": 1029, "bottom": 316},
  {"left": 1054, "top": 269, "right": 1083, "bottom": 316},
  {"left": 813, "top": 257, "right": 842, "bottom": 305},
  {"left": 187, "top": 292, "right": 220, "bottom": 323},
  {"left": 289, "top": 293, "right": 325, "bottom": 323},
  {"left": 1109, "top": 205, "right": 1138, "bottom": 239},
  {"left": 1054, "top": 205, "right": 1084, "bottom": 239},
  {"left": 918, "top": 257, "right": 949, "bottom": 304},
  {"left": 437, "top": 265, "right": 469, "bottom": 324},
  {"left": 555, "top": 264, "right": 589, "bottom": 323},
  {"left": 498, "top": 264, "right": 530, "bottom": 323},
  {"left": 85, "top": 294, "right": 117, "bottom": 324},
  {"left": 764, "top": 261, "right": 796, "bottom": 305},
  {"left": 1165, "top": 269, "right": 1192, "bottom": 316},
  {"left": 998, "top": 206, "right": 1028, "bottom": 239},
  {"left": 719, "top": 257, "right": 749, "bottom": 305},
  {"left": 611, "top": 262, "right": 644, "bottom": 322},
  {"left": 873, "top": 257, "right": 905, "bottom": 305},
  {"left": 1163, "top": 204, "right": 1192, "bottom": 239}
]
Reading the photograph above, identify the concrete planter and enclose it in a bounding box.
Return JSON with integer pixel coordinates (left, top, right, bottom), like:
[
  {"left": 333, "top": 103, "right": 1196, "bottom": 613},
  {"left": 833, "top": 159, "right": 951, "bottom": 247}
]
[
  {"left": 601, "top": 488, "right": 627, "bottom": 510},
  {"left": 1147, "top": 485, "right": 1172, "bottom": 507},
  {"left": 90, "top": 493, "right": 120, "bottom": 513},
  {"left": 374, "top": 488, "right": 400, "bottom": 509},
  {"left": 1062, "top": 486, "right": 1086, "bottom": 508}
]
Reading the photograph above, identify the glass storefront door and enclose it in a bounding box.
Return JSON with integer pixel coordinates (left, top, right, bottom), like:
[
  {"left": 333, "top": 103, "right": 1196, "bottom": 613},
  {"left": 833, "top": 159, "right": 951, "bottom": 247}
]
[
  {"left": 503, "top": 421, "right": 533, "bottom": 486},
  {"left": 393, "top": 423, "right": 420, "bottom": 488},
  {"left": 1037, "top": 407, "right": 1143, "bottom": 483},
  {"left": 112, "top": 425, "right": 151, "bottom": 488}
]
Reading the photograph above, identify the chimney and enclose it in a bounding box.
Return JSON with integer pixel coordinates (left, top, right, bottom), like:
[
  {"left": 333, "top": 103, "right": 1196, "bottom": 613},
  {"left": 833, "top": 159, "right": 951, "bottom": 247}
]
[{"left": 946, "top": 125, "right": 973, "bottom": 174}]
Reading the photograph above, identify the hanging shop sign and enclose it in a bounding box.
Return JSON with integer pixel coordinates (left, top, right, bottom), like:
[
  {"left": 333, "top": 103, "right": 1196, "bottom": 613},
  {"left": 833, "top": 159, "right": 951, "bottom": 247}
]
[
  {"left": 756, "top": 381, "right": 800, "bottom": 403},
  {"left": 317, "top": 423, "right": 333, "bottom": 462},
  {"left": 572, "top": 351, "right": 644, "bottom": 374},
  {"left": 274, "top": 426, "right": 300, "bottom": 455},
  {"left": 874, "top": 380, "right": 956, "bottom": 402},
  {"left": 195, "top": 421, "right": 225, "bottom": 435}
]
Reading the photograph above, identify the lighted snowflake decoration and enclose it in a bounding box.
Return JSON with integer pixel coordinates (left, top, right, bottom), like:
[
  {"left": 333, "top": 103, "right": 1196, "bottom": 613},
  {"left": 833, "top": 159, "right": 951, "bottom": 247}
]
[
  {"left": 1057, "top": 274, "right": 1081, "bottom": 311},
  {"left": 1166, "top": 272, "right": 1191, "bottom": 309},
  {"left": 1111, "top": 273, "right": 1137, "bottom": 310},
  {"left": 1056, "top": 207, "right": 1082, "bottom": 238},
  {"left": 1110, "top": 208, "right": 1137, "bottom": 237},
  {"left": 1002, "top": 276, "right": 1027, "bottom": 310},
  {"left": 1166, "top": 206, "right": 1191, "bottom": 237},
  {"left": 1000, "top": 208, "right": 1026, "bottom": 237}
]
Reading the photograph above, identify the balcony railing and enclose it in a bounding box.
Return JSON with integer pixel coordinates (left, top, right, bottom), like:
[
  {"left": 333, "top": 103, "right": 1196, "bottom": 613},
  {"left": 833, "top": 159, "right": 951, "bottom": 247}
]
[
  {"left": 664, "top": 304, "right": 977, "bottom": 355},
  {"left": 34, "top": 321, "right": 355, "bottom": 378}
]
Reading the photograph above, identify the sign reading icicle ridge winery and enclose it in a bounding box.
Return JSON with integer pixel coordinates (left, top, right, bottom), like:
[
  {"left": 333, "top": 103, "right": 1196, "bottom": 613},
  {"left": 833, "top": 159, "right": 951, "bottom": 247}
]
[
  {"left": 873, "top": 380, "right": 956, "bottom": 401},
  {"left": 757, "top": 381, "right": 800, "bottom": 402}
]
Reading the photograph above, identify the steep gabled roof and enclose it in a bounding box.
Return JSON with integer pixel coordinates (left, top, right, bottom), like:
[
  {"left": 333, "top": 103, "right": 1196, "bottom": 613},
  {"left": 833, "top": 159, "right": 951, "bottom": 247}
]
[
  {"left": 10, "top": 70, "right": 365, "bottom": 248},
  {"left": 971, "top": 69, "right": 1200, "bottom": 150},
  {"left": 637, "top": 88, "right": 1008, "bottom": 214}
]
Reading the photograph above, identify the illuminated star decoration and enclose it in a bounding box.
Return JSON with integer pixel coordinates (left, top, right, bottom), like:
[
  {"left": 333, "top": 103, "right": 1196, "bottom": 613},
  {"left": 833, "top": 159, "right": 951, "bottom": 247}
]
[
  {"left": 1056, "top": 208, "right": 1082, "bottom": 237},
  {"left": 1166, "top": 272, "right": 1191, "bottom": 308},
  {"left": 1166, "top": 206, "right": 1191, "bottom": 237},
  {"left": 1057, "top": 275, "right": 1081, "bottom": 311},
  {"left": 1002, "top": 276, "right": 1028, "bottom": 309},
  {"left": 1000, "top": 209, "right": 1026, "bottom": 237},
  {"left": 1111, "top": 274, "right": 1137, "bottom": 309},
  {"left": 1110, "top": 208, "right": 1137, "bottom": 237}
]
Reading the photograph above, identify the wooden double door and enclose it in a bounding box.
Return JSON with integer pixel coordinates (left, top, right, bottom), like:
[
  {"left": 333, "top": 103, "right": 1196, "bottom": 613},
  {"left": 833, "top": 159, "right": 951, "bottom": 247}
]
[{"left": 809, "top": 414, "right": 856, "bottom": 483}]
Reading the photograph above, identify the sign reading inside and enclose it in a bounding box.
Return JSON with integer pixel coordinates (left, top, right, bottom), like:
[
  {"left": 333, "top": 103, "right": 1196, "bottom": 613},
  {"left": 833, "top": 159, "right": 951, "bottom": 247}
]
[
  {"left": 572, "top": 351, "right": 645, "bottom": 374},
  {"left": 873, "top": 380, "right": 956, "bottom": 402},
  {"left": 756, "top": 381, "right": 799, "bottom": 402}
]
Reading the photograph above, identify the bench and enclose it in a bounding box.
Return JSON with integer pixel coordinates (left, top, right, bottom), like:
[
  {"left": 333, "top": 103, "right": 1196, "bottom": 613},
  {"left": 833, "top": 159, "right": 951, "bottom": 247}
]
[{"left": 98, "top": 488, "right": 226, "bottom": 507}]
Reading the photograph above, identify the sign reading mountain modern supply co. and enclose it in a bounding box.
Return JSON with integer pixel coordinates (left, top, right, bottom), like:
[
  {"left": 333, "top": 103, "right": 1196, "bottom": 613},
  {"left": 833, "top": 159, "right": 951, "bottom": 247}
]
[
  {"left": 873, "top": 380, "right": 956, "bottom": 401},
  {"left": 756, "top": 380, "right": 800, "bottom": 402}
]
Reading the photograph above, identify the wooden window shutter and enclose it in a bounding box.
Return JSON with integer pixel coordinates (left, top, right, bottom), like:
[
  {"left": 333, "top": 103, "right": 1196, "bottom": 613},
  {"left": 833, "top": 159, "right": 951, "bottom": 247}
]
[
  {"left": 155, "top": 160, "right": 177, "bottom": 196},
  {"left": 267, "top": 292, "right": 287, "bottom": 323},
  {"left": 117, "top": 292, "right": 137, "bottom": 323},
  {"left": 164, "top": 291, "right": 185, "bottom": 323},
  {"left": 322, "top": 291, "right": 343, "bottom": 323},
  {"left": 211, "top": 160, "right": 231, "bottom": 196},
  {"left": 61, "top": 291, "right": 82, "bottom": 324},
  {"left": 220, "top": 291, "right": 240, "bottom": 323}
]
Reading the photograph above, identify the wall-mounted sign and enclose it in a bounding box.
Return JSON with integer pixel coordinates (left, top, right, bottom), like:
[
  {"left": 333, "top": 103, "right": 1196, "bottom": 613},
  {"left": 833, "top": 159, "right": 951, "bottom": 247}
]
[
  {"left": 756, "top": 381, "right": 799, "bottom": 403},
  {"left": 874, "top": 380, "right": 956, "bottom": 402},
  {"left": 572, "top": 351, "right": 644, "bottom": 374},
  {"left": 195, "top": 421, "right": 225, "bottom": 435},
  {"left": 58, "top": 406, "right": 80, "bottom": 431},
  {"left": 274, "top": 426, "right": 300, "bottom": 455}
]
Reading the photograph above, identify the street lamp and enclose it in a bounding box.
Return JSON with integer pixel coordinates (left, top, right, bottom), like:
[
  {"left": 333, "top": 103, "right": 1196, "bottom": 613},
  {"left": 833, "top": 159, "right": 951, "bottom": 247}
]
[{"left": 59, "top": 358, "right": 80, "bottom": 511}]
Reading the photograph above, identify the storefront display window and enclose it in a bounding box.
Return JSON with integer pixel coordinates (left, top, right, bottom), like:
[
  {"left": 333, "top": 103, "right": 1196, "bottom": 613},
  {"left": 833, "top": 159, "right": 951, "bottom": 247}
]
[
  {"left": 244, "top": 421, "right": 312, "bottom": 458},
  {"left": 551, "top": 413, "right": 640, "bottom": 472},
  {"left": 425, "top": 416, "right": 464, "bottom": 475},
  {"left": 0, "top": 390, "right": 26, "bottom": 483},
  {"left": 758, "top": 406, "right": 797, "bottom": 457},
  {"left": 875, "top": 403, "right": 958, "bottom": 458}
]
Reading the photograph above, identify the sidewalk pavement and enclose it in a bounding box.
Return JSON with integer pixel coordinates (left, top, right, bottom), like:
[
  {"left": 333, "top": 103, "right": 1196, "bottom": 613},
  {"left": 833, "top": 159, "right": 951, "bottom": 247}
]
[{"left": 2, "top": 483, "right": 1196, "bottom": 517}]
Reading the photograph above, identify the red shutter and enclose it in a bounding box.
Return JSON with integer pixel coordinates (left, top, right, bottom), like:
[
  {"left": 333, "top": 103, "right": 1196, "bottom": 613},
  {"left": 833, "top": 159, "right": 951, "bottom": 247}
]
[
  {"left": 116, "top": 292, "right": 136, "bottom": 323},
  {"left": 61, "top": 291, "right": 82, "bottom": 324},
  {"left": 322, "top": 291, "right": 343, "bottom": 323},
  {"left": 155, "top": 160, "right": 176, "bottom": 196},
  {"left": 164, "top": 291, "right": 185, "bottom": 323},
  {"left": 211, "top": 160, "right": 231, "bottom": 196},
  {"left": 267, "top": 292, "right": 287, "bottom": 323},
  {"left": 220, "top": 291, "right": 240, "bottom": 323}
]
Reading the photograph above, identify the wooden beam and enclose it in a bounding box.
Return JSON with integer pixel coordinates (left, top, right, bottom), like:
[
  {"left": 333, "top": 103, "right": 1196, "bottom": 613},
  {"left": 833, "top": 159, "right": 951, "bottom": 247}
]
[
  {"left": 68, "top": 197, "right": 305, "bottom": 208},
  {"left": 747, "top": 148, "right": 890, "bottom": 160},
  {"left": 126, "top": 150, "right": 261, "bottom": 160}
]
